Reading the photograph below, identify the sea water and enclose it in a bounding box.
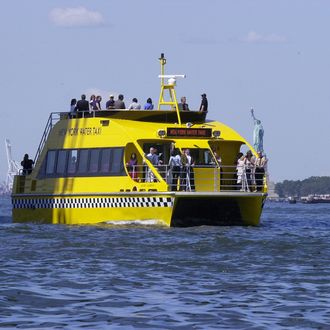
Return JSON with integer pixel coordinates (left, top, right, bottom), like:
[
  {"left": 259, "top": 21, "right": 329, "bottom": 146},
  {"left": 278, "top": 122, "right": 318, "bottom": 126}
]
[{"left": 0, "top": 196, "right": 329, "bottom": 329}]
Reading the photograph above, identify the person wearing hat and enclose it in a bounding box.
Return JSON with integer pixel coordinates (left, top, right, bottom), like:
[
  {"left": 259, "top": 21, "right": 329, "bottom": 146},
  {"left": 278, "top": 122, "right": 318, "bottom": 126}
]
[
  {"left": 199, "top": 93, "right": 208, "bottom": 112},
  {"left": 106, "top": 95, "right": 115, "bottom": 109}
]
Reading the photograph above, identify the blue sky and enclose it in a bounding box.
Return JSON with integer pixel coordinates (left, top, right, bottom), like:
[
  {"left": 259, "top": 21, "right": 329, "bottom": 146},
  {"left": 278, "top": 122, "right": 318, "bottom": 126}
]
[{"left": 1, "top": 0, "right": 329, "bottom": 183}]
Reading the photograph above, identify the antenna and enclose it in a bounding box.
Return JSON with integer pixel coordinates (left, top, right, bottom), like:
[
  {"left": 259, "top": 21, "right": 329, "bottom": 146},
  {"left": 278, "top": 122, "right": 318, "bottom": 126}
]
[{"left": 5, "top": 139, "right": 20, "bottom": 193}]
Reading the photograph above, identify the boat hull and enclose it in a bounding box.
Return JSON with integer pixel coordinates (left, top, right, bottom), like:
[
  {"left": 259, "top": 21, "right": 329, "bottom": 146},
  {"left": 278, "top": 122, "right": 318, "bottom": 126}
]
[{"left": 12, "top": 192, "right": 266, "bottom": 227}]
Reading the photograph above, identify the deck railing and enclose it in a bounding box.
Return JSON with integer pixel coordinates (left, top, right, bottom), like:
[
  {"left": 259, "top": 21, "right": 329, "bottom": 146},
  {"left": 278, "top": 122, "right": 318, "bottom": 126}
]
[{"left": 126, "top": 164, "right": 267, "bottom": 193}]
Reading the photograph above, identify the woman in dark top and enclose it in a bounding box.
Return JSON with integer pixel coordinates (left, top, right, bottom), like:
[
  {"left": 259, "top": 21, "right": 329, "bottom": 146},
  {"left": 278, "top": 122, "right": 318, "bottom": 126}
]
[
  {"left": 127, "top": 153, "right": 138, "bottom": 180},
  {"left": 144, "top": 98, "right": 154, "bottom": 110}
]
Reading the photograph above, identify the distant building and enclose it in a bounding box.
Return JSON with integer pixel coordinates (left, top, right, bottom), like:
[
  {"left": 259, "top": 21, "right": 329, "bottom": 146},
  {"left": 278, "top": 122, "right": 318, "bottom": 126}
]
[{"left": 267, "top": 181, "right": 279, "bottom": 198}]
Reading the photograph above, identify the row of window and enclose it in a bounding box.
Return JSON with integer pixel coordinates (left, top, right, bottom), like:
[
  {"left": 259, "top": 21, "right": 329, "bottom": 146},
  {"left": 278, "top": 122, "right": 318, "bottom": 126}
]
[{"left": 39, "top": 148, "right": 125, "bottom": 178}]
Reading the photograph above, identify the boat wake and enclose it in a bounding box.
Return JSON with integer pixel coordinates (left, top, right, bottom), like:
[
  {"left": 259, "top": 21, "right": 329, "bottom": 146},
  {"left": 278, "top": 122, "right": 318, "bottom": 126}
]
[{"left": 104, "top": 219, "right": 166, "bottom": 226}]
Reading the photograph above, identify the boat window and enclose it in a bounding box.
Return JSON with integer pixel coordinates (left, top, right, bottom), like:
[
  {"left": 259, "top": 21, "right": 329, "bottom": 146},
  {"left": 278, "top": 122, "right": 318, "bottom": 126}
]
[
  {"left": 46, "top": 150, "right": 56, "bottom": 174},
  {"left": 67, "top": 150, "right": 78, "bottom": 174},
  {"left": 100, "top": 149, "right": 111, "bottom": 173},
  {"left": 77, "top": 150, "right": 89, "bottom": 174},
  {"left": 111, "top": 148, "right": 124, "bottom": 174},
  {"left": 56, "top": 150, "right": 67, "bottom": 174},
  {"left": 39, "top": 147, "right": 126, "bottom": 178},
  {"left": 187, "top": 148, "right": 215, "bottom": 166},
  {"left": 89, "top": 149, "right": 100, "bottom": 173}
]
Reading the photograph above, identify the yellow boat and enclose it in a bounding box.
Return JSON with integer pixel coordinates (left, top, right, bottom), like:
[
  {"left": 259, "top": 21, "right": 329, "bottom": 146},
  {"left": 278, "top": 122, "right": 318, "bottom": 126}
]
[{"left": 12, "top": 54, "right": 267, "bottom": 226}]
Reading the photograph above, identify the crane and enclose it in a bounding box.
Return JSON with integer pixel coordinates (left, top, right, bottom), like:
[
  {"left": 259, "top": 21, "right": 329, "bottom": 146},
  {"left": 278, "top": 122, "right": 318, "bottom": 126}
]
[{"left": 5, "top": 139, "right": 20, "bottom": 193}]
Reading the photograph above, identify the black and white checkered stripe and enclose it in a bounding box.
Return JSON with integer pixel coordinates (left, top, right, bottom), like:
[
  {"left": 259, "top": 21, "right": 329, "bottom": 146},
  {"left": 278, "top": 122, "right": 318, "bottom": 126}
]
[{"left": 12, "top": 197, "right": 174, "bottom": 209}]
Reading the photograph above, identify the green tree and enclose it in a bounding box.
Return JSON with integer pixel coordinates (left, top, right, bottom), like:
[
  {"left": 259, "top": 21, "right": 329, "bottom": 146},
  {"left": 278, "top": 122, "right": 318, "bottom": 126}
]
[{"left": 275, "top": 176, "right": 330, "bottom": 197}]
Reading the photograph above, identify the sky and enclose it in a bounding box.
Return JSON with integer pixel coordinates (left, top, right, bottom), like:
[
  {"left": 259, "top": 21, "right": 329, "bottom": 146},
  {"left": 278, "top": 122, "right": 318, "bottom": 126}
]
[{"left": 1, "top": 0, "right": 329, "bottom": 183}]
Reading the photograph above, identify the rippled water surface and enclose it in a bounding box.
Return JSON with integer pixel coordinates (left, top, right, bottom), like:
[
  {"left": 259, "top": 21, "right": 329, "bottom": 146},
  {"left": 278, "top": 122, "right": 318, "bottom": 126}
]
[{"left": 1, "top": 196, "right": 330, "bottom": 329}]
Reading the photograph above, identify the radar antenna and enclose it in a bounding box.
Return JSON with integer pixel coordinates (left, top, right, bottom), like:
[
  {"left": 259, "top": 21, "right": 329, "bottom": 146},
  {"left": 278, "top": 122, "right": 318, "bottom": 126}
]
[
  {"left": 5, "top": 139, "right": 20, "bottom": 192},
  {"left": 157, "top": 53, "right": 185, "bottom": 124}
]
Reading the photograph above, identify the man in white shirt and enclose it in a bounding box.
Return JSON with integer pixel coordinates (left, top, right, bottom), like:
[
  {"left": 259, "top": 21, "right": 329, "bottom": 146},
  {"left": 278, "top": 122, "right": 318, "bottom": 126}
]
[{"left": 128, "top": 98, "right": 141, "bottom": 110}]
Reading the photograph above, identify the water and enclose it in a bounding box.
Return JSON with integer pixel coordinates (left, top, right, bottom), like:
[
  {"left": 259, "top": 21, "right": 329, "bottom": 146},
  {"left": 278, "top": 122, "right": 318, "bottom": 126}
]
[{"left": 1, "top": 196, "right": 330, "bottom": 329}]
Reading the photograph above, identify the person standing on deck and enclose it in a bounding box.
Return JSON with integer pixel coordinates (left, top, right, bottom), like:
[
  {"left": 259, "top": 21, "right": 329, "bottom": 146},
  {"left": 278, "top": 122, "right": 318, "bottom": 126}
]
[
  {"left": 128, "top": 98, "right": 141, "bottom": 110},
  {"left": 114, "top": 94, "right": 126, "bottom": 109},
  {"left": 76, "top": 94, "right": 89, "bottom": 112},
  {"left": 89, "top": 95, "right": 97, "bottom": 110},
  {"left": 21, "top": 154, "right": 34, "bottom": 175},
  {"left": 199, "top": 93, "right": 208, "bottom": 112},
  {"left": 146, "top": 147, "right": 160, "bottom": 182},
  {"left": 96, "top": 95, "right": 102, "bottom": 110},
  {"left": 69, "top": 98, "right": 77, "bottom": 118},
  {"left": 255, "top": 151, "right": 267, "bottom": 191},
  {"left": 185, "top": 148, "right": 195, "bottom": 191},
  {"left": 178, "top": 96, "right": 190, "bottom": 111},
  {"left": 106, "top": 95, "right": 115, "bottom": 109},
  {"left": 70, "top": 98, "right": 77, "bottom": 112},
  {"left": 144, "top": 98, "right": 154, "bottom": 110},
  {"left": 168, "top": 148, "right": 182, "bottom": 191}
]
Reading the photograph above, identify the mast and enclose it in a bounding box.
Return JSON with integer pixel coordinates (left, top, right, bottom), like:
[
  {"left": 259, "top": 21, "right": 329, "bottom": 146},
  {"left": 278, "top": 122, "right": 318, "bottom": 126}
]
[{"left": 157, "top": 53, "right": 185, "bottom": 125}]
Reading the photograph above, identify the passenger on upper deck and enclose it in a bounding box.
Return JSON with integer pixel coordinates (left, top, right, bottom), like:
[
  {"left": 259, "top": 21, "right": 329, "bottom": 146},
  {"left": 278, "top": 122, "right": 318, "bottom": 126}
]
[
  {"left": 89, "top": 95, "right": 97, "bottom": 110},
  {"left": 128, "top": 98, "right": 141, "bottom": 110},
  {"left": 178, "top": 96, "right": 190, "bottom": 111},
  {"left": 144, "top": 98, "right": 154, "bottom": 110},
  {"left": 96, "top": 95, "right": 102, "bottom": 110},
  {"left": 69, "top": 99, "right": 77, "bottom": 118},
  {"left": 21, "top": 154, "right": 34, "bottom": 175},
  {"left": 76, "top": 94, "right": 89, "bottom": 112},
  {"left": 114, "top": 94, "right": 126, "bottom": 109},
  {"left": 70, "top": 99, "right": 77, "bottom": 112},
  {"left": 199, "top": 93, "right": 208, "bottom": 112},
  {"left": 106, "top": 95, "right": 115, "bottom": 109}
]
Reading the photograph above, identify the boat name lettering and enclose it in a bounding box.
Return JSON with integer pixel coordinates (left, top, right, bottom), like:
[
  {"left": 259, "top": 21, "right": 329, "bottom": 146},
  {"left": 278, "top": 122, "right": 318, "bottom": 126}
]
[
  {"left": 166, "top": 128, "right": 212, "bottom": 137},
  {"left": 59, "top": 127, "right": 102, "bottom": 136}
]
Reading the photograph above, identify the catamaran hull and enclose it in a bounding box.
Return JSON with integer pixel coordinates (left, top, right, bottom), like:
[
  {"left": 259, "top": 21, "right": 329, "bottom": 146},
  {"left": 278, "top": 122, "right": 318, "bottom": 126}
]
[{"left": 12, "top": 192, "right": 266, "bottom": 227}]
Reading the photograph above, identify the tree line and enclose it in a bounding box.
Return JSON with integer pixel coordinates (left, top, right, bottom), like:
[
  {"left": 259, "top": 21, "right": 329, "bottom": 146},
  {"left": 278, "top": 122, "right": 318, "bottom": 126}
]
[{"left": 275, "top": 176, "right": 330, "bottom": 197}]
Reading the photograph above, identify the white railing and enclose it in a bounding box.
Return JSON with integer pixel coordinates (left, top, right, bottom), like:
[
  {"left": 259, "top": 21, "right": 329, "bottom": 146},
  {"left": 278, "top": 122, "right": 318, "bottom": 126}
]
[{"left": 126, "top": 164, "right": 267, "bottom": 193}]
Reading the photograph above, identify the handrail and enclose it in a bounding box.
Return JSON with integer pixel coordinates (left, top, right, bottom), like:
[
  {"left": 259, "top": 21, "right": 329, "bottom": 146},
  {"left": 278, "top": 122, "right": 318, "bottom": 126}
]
[
  {"left": 34, "top": 113, "right": 61, "bottom": 163},
  {"left": 126, "top": 164, "right": 268, "bottom": 193}
]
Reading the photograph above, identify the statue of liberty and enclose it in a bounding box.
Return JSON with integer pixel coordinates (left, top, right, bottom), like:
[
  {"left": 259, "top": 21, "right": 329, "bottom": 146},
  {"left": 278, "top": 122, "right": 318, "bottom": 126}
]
[{"left": 251, "top": 108, "right": 264, "bottom": 152}]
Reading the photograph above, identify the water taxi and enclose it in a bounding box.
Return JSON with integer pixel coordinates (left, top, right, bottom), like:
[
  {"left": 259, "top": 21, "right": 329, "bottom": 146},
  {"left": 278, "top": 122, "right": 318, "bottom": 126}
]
[{"left": 12, "top": 54, "right": 267, "bottom": 226}]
